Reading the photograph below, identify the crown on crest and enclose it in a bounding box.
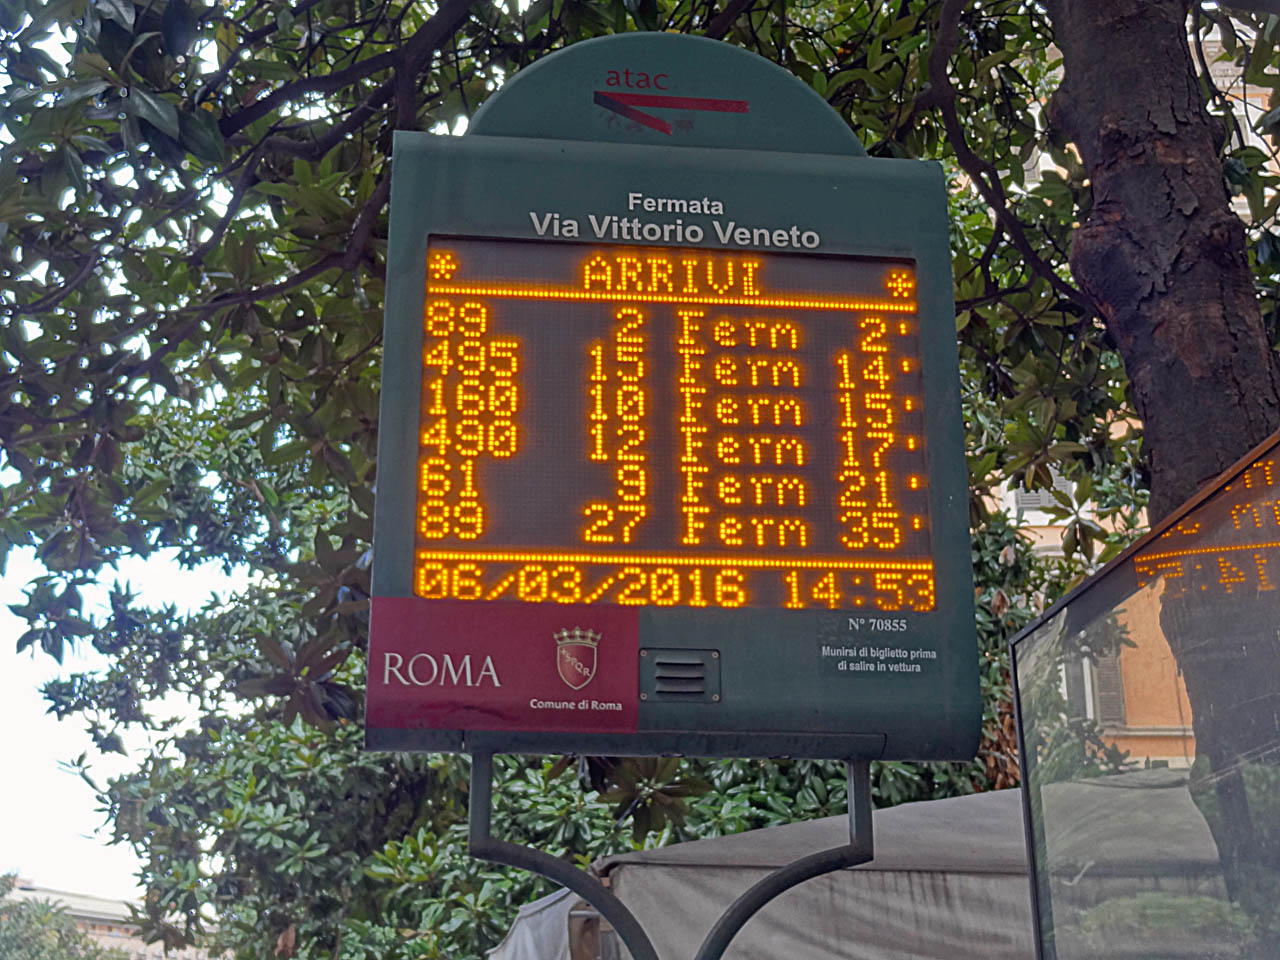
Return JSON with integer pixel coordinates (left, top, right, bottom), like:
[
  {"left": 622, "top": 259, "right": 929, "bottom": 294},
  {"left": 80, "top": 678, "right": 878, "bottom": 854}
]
[{"left": 555, "top": 626, "right": 600, "bottom": 648}]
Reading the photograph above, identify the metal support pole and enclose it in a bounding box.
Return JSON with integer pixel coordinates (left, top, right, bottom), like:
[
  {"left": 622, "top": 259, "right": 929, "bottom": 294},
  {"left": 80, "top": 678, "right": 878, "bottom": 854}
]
[
  {"left": 468, "top": 754, "right": 874, "bottom": 960},
  {"left": 466, "top": 752, "right": 661, "bottom": 960},
  {"left": 692, "top": 757, "right": 875, "bottom": 960}
]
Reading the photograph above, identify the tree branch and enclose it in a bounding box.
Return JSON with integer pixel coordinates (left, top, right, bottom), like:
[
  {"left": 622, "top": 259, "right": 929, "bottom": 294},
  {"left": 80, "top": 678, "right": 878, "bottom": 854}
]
[
  {"left": 188, "top": 147, "right": 263, "bottom": 266},
  {"left": 14, "top": 248, "right": 102, "bottom": 315},
  {"left": 195, "top": 0, "right": 333, "bottom": 106},
  {"left": 705, "top": 0, "right": 757, "bottom": 40},
  {"left": 393, "top": 0, "right": 478, "bottom": 76},
  {"left": 222, "top": 50, "right": 398, "bottom": 138},
  {"left": 339, "top": 175, "right": 391, "bottom": 273},
  {"left": 257, "top": 81, "right": 394, "bottom": 159},
  {"left": 220, "top": 0, "right": 470, "bottom": 139},
  {"left": 916, "top": 0, "right": 1098, "bottom": 317},
  {"left": 144, "top": 170, "right": 392, "bottom": 381},
  {"left": 1193, "top": 3, "right": 1246, "bottom": 153}
]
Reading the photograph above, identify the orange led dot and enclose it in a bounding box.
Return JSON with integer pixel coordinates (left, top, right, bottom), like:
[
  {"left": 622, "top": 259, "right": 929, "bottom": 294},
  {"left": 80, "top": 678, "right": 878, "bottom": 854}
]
[
  {"left": 433, "top": 273, "right": 916, "bottom": 313},
  {"left": 909, "top": 476, "right": 921, "bottom": 490},
  {"left": 912, "top": 517, "right": 923, "bottom": 530},
  {"left": 904, "top": 398, "right": 914, "bottom": 411},
  {"left": 617, "top": 256, "right": 643, "bottom": 291},
  {"left": 899, "top": 322, "right": 909, "bottom": 335},
  {"left": 900, "top": 359, "right": 912, "bottom": 373},
  {"left": 886, "top": 270, "right": 915, "bottom": 299},
  {"left": 907, "top": 437, "right": 918, "bottom": 450},
  {"left": 428, "top": 251, "right": 459, "bottom": 281},
  {"left": 647, "top": 257, "right": 675, "bottom": 293},
  {"left": 583, "top": 255, "right": 613, "bottom": 290}
]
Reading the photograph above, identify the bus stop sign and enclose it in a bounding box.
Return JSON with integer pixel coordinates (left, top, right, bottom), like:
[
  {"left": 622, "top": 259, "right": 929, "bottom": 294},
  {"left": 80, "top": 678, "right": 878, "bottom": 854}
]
[{"left": 365, "top": 34, "right": 978, "bottom": 761}]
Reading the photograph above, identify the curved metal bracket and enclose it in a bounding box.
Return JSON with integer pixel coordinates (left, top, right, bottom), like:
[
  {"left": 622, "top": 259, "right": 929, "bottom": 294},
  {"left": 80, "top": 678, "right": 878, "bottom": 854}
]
[
  {"left": 468, "top": 752, "right": 661, "bottom": 960},
  {"left": 467, "top": 754, "right": 874, "bottom": 960}
]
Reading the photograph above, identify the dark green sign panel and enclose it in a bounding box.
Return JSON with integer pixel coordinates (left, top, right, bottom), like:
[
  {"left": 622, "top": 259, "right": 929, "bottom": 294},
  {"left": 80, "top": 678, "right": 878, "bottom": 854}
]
[{"left": 366, "top": 34, "right": 978, "bottom": 761}]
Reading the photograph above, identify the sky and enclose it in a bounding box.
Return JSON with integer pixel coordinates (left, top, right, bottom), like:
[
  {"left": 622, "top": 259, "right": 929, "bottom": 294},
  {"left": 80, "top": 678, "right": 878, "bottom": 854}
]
[
  {"left": 0, "top": 19, "right": 258, "bottom": 908},
  {"left": 0, "top": 547, "right": 246, "bottom": 900}
]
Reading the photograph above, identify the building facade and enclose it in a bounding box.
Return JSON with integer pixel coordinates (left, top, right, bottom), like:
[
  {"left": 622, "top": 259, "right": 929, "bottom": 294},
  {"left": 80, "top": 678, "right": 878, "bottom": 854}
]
[{"left": 4, "top": 881, "right": 218, "bottom": 960}]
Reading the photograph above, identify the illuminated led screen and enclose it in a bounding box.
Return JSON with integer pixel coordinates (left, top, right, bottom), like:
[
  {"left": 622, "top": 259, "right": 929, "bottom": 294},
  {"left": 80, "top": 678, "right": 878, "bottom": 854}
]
[
  {"left": 413, "top": 237, "right": 935, "bottom": 612},
  {"left": 1134, "top": 452, "right": 1280, "bottom": 599}
]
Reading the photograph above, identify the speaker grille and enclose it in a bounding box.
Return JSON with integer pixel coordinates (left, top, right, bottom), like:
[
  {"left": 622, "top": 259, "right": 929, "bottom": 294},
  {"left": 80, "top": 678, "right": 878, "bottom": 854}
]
[{"left": 641, "top": 648, "right": 720, "bottom": 703}]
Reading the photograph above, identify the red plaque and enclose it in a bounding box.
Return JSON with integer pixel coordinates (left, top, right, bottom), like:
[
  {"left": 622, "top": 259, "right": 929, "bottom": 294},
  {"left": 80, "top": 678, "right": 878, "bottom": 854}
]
[{"left": 367, "top": 597, "right": 639, "bottom": 733}]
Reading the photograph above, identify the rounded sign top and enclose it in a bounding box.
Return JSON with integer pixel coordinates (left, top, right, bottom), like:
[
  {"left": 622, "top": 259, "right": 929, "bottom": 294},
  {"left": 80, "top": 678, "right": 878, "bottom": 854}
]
[{"left": 469, "top": 33, "right": 866, "bottom": 156}]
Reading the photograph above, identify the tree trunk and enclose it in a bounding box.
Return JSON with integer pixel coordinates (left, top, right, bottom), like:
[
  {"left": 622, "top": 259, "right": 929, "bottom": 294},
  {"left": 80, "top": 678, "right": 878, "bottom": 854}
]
[
  {"left": 1045, "top": 0, "right": 1280, "bottom": 520},
  {"left": 1043, "top": 0, "right": 1280, "bottom": 938}
]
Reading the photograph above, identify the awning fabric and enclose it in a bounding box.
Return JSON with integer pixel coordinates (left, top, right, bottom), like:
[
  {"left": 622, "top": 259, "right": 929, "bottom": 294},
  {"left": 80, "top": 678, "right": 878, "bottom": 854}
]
[
  {"left": 487, "top": 887, "right": 575, "bottom": 960},
  {"left": 490, "top": 788, "right": 1035, "bottom": 959},
  {"left": 488, "top": 772, "right": 1227, "bottom": 959},
  {"left": 594, "top": 788, "right": 1033, "bottom": 960}
]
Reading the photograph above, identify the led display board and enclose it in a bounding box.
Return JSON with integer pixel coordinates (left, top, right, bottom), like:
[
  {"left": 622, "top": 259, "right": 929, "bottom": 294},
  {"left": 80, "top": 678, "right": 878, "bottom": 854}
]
[
  {"left": 1132, "top": 455, "right": 1280, "bottom": 599},
  {"left": 365, "top": 33, "right": 979, "bottom": 760},
  {"left": 412, "top": 237, "right": 934, "bottom": 614}
]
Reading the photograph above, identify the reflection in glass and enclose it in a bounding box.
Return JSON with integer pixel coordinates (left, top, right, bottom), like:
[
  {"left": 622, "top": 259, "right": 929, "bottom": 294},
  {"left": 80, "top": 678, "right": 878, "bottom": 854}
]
[{"left": 1012, "top": 437, "right": 1280, "bottom": 959}]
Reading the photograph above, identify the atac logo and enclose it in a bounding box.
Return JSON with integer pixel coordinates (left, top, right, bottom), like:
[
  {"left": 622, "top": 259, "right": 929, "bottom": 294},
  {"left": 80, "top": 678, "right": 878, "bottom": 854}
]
[{"left": 555, "top": 627, "right": 600, "bottom": 690}]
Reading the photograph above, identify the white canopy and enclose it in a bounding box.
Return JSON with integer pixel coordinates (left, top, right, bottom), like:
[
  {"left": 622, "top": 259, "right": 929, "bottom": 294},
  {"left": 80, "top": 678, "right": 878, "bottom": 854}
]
[
  {"left": 488, "top": 770, "right": 1228, "bottom": 959},
  {"left": 488, "top": 787, "right": 1036, "bottom": 960}
]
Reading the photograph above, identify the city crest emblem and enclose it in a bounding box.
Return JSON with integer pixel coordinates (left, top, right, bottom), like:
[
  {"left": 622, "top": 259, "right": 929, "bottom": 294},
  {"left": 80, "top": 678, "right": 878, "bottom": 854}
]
[{"left": 556, "top": 627, "right": 600, "bottom": 690}]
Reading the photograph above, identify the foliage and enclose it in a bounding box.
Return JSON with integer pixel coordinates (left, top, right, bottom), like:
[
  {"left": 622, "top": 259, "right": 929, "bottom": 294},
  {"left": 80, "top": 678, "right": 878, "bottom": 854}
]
[
  {"left": 0, "top": 876, "right": 129, "bottom": 960},
  {"left": 1190, "top": 758, "right": 1280, "bottom": 945},
  {"left": 103, "top": 714, "right": 643, "bottom": 957},
  {"left": 7, "top": 0, "right": 1280, "bottom": 957},
  {"left": 1065, "top": 893, "right": 1259, "bottom": 959}
]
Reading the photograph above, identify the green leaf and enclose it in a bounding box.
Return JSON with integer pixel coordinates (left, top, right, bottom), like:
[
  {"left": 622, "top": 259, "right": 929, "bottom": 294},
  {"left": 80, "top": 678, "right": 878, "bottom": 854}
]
[
  {"left": 257, "top": 636, "right": 293, "bottom": 670},
  {"left": 59, "top": 79, "right": 110, "bottom": 105},
  {"left": 0, "top": 0, "right": 22, "bottom": 32},
  {"left": 624, "top": 0, "right": 657, "bottom": 31},
  {"left": 179, "top": 107, "right": 226, "bottom": 163},
  {"left": 161, "top": 0, "right": 198, "bottom": 55},
  {"left": 214, "top": 20, "right": 236, "bottom": 62},
  {"left": 99, "top": 732, "right": 126, "bottom": 754},
  {"left": 321, "top": 445, "right": 358, "bottom": 484},
  {"left": 263, "top": 439, "right": 310, "bottom": 466},
  {"left": 125, "top": 87, "right": 180, "bottom": 140},
  {"left": 236, "top": 675, "right": 295, "bottom": 698},
  {"left": 826, "top": 69, "right": 860, "bottom": 99},
  {"left": 23, "top": 44, "right": 63, "bottom": 78},
  {"left": 227, "top": 408, "right": 270, "bottom": 430},
  {"left": 63, "top": 147, "right": 88, "bottom": 194},
  {"left": 133, "top": 476, "right": 170, "bottom": 506}
]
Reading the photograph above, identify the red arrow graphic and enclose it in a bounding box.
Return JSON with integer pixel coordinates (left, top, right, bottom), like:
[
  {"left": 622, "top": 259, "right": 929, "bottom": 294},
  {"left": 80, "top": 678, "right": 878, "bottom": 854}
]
[{"left": 593, "top": 91, "right": 750, "bottom": 135}]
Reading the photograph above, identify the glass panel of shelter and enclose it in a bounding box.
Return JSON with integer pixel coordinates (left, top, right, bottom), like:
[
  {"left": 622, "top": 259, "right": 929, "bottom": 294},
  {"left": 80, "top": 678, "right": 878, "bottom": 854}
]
[{"left": 1013, "top": 434, "right": 1280, "bottom": 959}]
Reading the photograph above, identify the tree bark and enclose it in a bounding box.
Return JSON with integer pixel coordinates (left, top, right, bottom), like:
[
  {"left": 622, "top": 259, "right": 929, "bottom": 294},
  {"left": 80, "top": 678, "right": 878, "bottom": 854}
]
[
  {"left": 1043, "top": 2, "right": 1280, "bottom": 939},
  {"left": 1044, "top": 0, "right": 1280, "bottom": 521}
]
